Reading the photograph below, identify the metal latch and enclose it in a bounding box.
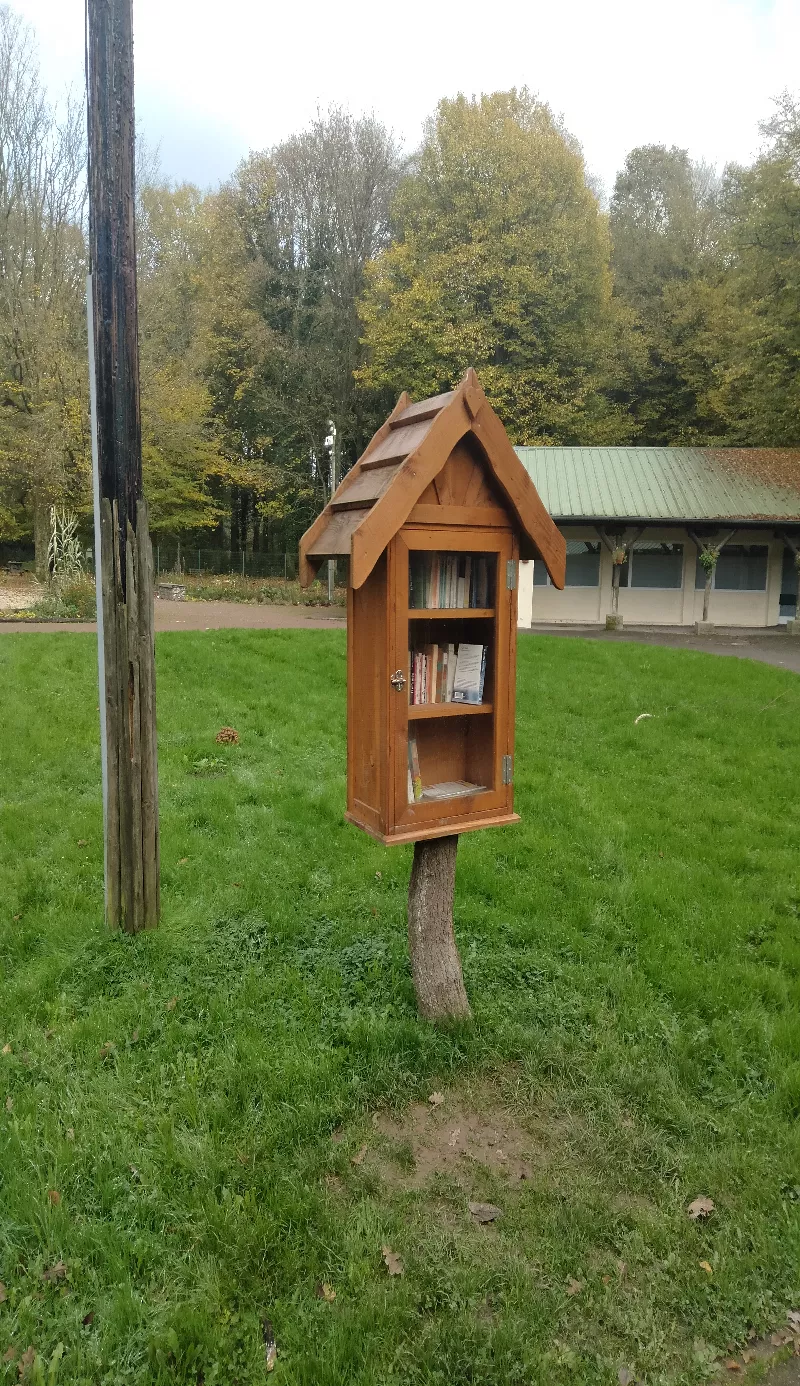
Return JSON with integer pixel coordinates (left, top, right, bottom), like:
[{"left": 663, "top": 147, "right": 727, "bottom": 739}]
[
  {"left": 502, "top": 754, "right": 513, "bottom": 785},
  {"left": 506, "top": 560, "right": 517, "bottom": 590},
  {"left": 390, "top": 669, "right": 407, "bottom": 691}
]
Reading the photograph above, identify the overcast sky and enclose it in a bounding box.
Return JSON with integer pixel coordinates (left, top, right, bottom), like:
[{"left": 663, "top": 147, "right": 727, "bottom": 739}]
[{"left": 12, "top": 0, "right": 800, "bottom": 196}]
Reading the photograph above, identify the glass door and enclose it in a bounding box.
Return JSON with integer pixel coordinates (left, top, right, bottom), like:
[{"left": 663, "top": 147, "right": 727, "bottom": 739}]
[{"left": 388, "top": 528, "right": 513, "bottom": 832}]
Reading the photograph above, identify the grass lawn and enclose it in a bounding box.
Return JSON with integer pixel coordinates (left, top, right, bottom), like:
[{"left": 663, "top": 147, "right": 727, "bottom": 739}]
[{"left": 1, "top": 630, "right": 799, "bottom": 1385}]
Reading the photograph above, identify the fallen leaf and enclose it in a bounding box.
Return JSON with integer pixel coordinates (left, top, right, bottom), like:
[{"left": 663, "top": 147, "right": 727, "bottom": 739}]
[
  {"left": 166, "top": 997, "right": 177, "bottom": 1011},
  {"left": 618, "top": 1370, "right": 637, "bottom": 1386},
  {"left": 602, "top": 1274, "right": 611, "bottom": 1285},
  {"left": 0, "top": 1283, "right": 6, "bottom": 1301},
  {"left": 128, "top": 1166, "right": 140, "bottom": 1182},
  {"left": 788, "top": 1310, "right": 800, "bottom": 1330},
  {"left": 381, "top": 1246, "right": 404, "bottom": 1276},
  {"left": 315, "top": 1282, "right": 336, "bottom": 1302},
  {"left": 374, "top": 871, "right": 382, "bottom": 880},
  {"left": 65, "top": 1128, "right": 74, "bottom": 1142},
  {"left": 3, "top": 1346, "right": 15, "bottom": 1361},
  {"left": 215, "top": 726, "right": 239, "bottom": 745},
  {"left": 130, "top": 1029, "right": 139, "bottom": 1044},
  {"left": 18, "top": 1346, "right": 36, "bottom": 1372},
  {"left": 699, "top": 1260, "right": 713, "bottom": 1275},
  {"left": 370, "top": 907, "right": 377, "bottom": 917},
  {"left": 5, "top": 1097, "right": 12, "bottom": 1112},
  {"left": 448, "top": 1127, "right": 461, "bottom": 1147},
  {"left": 47, "top": 1190, "right": 60, "bottom": 1206},
  {"left": 262, "top": 1319, "right": 277, "bottom": 1372},
  {"left": 687, "top": 1196, "right": 715, "bottom": 1220},
  {"left": 77, "top": 839, "right": 88, "bottom": 848},
  {"left": 12, "top": 915, "right": 20, "bottom": 922},
  {"left": 724, "top": 1361, "right": 741, "bottom": 1372},
  {"left": 634, "top": 712, "right": 654, "bottom": 724},
  {"left": 99, "top": 1041, "right": 115, "bottom": 1059},
  {"left": 428, "top": 1092, "right": 444, "bottom": 1107},
  {"left": 566, "top": 1278, "right": 584, "bottom": 1296},
  {"left": 742, "top": 1350, "right": 755, "bottom": 1363},
  {"left": 351, "top": 1144, "right": 367, "bottom": 1166},
  {"left": 178, "top": 858, "right": 189, "bottom": 865},
  {"left": 41, "top": 1262, "right": 67, "bottom": 1282},
  {"left": 468, "top": 1201, "right": 502, "bottom": 1224},
  {"left": 82, "top": 1312, "right": 94, "bottom": 1327},
  {"left": 2, "top": 1044, "right": 11, "bottom": 1056}
]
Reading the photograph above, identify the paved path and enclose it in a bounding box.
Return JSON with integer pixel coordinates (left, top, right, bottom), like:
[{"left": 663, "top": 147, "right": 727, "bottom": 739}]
[
  {"left": 0, "top": 599, "right": 347, "bottom": 635},
  {"left": 526, "top": 622, "right": 800, "bottom": 674},
  {"left": 2, "top": 602, "right": 798, "bottom": 674}
]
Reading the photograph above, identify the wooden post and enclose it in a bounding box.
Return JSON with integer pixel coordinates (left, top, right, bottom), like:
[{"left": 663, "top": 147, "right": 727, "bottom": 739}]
[
  {"left": 407, "top": 836, "right": 471, "bottom": 1022},
  {"left": 87, "top": 0, "right": 160, "bottom": 932}
]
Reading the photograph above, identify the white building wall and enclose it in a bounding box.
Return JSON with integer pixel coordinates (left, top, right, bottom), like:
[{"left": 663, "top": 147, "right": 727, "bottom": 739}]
[{"left": 522, "top": 527, "right": 784, "bottom": 628}]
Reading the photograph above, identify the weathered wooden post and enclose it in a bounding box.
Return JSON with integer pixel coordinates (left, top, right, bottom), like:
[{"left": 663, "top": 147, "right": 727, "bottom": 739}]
[
  {"left": 87, "top": 0, "right": 160, "bottom": 932},
  {"left": 299, "top": 370, "right": 565, "bottom": 1022}
]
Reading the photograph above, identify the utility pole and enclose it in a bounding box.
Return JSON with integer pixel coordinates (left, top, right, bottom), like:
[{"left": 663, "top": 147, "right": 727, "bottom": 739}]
[
  {"left": 326, "top": 420, "right": 337, "bottom": 604},
  {"left": 87, "top": 0, "right": 160, "bottom": 932}
]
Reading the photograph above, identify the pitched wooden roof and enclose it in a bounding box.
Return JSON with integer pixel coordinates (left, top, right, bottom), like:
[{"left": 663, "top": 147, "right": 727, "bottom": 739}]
[{"left": 300, "top": 370, "right": 566, "bottom": 589}]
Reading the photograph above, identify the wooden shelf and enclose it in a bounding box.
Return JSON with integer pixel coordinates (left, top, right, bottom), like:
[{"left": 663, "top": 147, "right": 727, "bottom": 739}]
[
  {"left": 408, "top": 608, "right": 494, "bottom": 619},
  {"left": 408, "top": 702, "right": 493, "bottom": 720}
]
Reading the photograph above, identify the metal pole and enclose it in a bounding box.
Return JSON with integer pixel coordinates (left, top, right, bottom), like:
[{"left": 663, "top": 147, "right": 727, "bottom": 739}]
[
  {"left": 87, "top": 274, "right": 109, "bottom": 916},
  {"left": 327, "top": 421, "right": 337, "bottom": 604}
]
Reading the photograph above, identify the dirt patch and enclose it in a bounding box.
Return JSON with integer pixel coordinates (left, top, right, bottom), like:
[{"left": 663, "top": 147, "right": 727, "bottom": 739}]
[
  {"left": 370, "top": 1095, "right": 539, "bottom": 1190},
  {"left": 713, "top": 1322, "right": 800, "bottom": 1382}
]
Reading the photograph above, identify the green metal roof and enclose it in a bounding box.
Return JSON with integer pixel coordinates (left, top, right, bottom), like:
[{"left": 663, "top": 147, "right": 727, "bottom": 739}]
[{"left": 514, "top": 447, "right": 800, "bottom": 524}]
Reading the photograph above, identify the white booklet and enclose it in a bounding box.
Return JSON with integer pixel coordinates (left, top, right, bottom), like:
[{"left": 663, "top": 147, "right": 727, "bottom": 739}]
[{"left": 452, "top": 643, "right": 486, "bottom": 704}]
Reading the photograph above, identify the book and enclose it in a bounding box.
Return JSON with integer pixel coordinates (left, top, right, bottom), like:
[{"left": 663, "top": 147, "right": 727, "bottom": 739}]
[
  {"left": 421, "top": 780, "right": 485, "bottom": 802},
  {"left": 408, "top": 731, "right": 422, "bottom": 802},
  {"left": 446, "top": 643, "right": 457, "bottom": 702},
  {"left": 452, "top": 643, "right": 487, "bottom": 704}
]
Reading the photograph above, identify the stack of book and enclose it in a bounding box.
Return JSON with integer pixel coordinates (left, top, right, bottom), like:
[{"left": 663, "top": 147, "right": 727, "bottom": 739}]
[
  {"left": 409, "top": 552, "right": 492, "bottom": 609},
  {"left": 408, "top": 642, "right": 488, "bottom": 706}
]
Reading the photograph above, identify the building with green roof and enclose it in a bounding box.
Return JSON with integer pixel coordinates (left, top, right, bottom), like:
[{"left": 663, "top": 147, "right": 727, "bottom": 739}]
[{"left": 513, "top": 447, "right": 800, "bottom": 629}]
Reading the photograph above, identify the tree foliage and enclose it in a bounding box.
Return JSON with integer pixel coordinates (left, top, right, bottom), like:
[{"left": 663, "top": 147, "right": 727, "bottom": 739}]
[
  {"left": 0, "top": 8, "right": 797, "bottom": 560},
  {"left": 360, "top": 90, "right": 635, "bottom": 444}
]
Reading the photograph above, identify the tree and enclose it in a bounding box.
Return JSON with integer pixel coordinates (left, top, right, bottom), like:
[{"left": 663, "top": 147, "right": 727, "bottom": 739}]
[
  {"left": 200, "top": 108, "right": 403, "bottom": 553},
  {"left": 717, "top": 93, "right": 800, "bottom": 443},
  {"left": 608, "top": 145, "right": 730, "bottom": 444},
  {"left": 360, "top": 90, "right": 633, "bottom": 445},
  {"left": 136, "top": 180, "right": 230, "bottom": 540},
  {"left": 0, "top": 8, "right": 89, "bottom": 569}
]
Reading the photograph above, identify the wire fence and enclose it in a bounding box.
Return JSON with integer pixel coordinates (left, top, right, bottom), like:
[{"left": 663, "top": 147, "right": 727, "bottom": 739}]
[
  {"left": 1, "top": 544, "right": 304, "bottom": 582},
  {"left": 154, "top": 549, "right": 300, "bottom": 580}
]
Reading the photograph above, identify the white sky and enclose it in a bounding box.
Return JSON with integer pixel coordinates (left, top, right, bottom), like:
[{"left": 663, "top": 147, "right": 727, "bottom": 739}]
[{"left": 13, "top": 0, "right": 800, "bottom": 196}]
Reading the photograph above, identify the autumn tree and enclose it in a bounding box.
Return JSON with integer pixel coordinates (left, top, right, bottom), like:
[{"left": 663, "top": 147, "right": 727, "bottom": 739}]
[
  {"left": 359, "top": 90, "right": 634, "bottom": 445},
  {"left": 608, "top": 144, "right": 732, "bottom": 444},
  {"left": 717, "top": 94, "right": 800, "bottom": 443},
  {"left": 136, "top": 179, "right": 231, "bottom": 540},
  {"left": 0, "top": 8, "right": 89, "bottom": 570}
]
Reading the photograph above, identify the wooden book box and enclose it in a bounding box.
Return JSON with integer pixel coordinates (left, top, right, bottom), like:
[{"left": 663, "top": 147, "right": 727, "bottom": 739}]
[{"left": 299, "top": 369, "right": 565, "bottom": 845}]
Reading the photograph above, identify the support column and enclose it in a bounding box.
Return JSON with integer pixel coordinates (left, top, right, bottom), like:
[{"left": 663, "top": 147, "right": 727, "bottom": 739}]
[{"left": 87, "top": 0, "right": 160, "bottom": 931}]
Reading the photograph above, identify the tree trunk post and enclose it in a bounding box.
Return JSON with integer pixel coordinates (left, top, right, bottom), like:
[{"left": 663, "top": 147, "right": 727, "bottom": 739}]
[
  {"left": 611, "top": 559, "right": 621, "bottom": 615},
  {"left": 87, "top": 0, "right": 160, "bottom": 932},
  {"left": 407, "top": 836, "right": 471, "bottom": 1022},
  {"left": 702, "top": 565, "right": 713, "bottom": 623}
]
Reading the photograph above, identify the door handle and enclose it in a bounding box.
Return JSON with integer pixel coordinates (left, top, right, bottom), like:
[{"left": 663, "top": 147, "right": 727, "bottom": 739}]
[{"left": 390, "top": 669, "right": 407, "bottom": 691}]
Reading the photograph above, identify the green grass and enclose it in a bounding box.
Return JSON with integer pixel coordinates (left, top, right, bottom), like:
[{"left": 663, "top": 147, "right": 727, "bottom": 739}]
[{"left": 0, "top": 630, "right": 799, "bottom": 1385}]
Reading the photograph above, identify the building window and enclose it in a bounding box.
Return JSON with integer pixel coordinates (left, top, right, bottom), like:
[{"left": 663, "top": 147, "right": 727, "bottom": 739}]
[
  {"left": 694, "top": 544, "right": 769, "bottom": 591},
  {"left": 619, "top": 543, "right": 684, "bottom": 590},
  {"left": 533, "top": 541, "right": 601, "bottom": 587}
]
